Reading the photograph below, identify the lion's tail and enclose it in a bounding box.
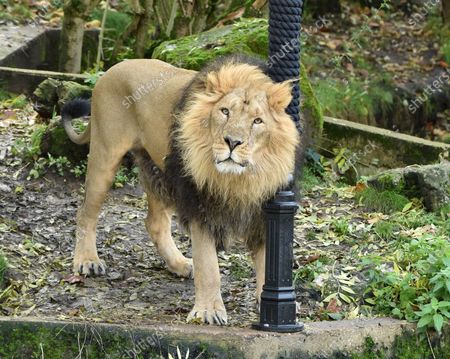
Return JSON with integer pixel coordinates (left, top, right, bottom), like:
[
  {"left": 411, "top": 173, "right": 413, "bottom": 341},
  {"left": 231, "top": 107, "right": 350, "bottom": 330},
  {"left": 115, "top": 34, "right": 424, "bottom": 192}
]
[{"left": 61, "top": 98, "right": 91, "bottom": 145}]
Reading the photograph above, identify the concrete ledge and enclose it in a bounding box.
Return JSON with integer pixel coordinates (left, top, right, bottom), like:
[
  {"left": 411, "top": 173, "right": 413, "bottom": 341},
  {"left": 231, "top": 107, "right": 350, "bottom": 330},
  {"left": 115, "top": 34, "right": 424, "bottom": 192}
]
[
  {"left": 323, "top": 116, "right": 449, "bottom": 176},
  {"left": 0, "top": 317, "right": 417, "bottom": 358}
]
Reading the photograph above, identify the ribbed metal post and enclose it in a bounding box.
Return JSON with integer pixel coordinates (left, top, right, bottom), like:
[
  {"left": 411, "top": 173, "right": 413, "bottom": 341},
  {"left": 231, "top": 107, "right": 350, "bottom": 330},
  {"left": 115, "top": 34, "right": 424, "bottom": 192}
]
[{"left": 253, "top": 0, "right": 304, "bottom": 333}]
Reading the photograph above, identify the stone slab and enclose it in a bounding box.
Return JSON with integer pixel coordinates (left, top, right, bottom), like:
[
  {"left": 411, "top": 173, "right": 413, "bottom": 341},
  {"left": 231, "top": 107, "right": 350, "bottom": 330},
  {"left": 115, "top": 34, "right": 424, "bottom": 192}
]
[{"left": 0, "top": 316, "right": 416, "bottom": 358}]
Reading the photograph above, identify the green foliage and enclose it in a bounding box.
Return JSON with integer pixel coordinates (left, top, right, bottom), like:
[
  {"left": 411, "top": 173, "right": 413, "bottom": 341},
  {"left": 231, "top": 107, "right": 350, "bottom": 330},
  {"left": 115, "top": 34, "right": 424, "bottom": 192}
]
[
  {"left": 363, "top": 234, "right": 450, "bottom": 334},
  {"left": 89, "top": 8, "right": 134, "bottom": 66},
  {"left": 356, "top": 187, "right": 409, "bottom": 214},
  {"left": 313, "top": 76, "right": 394, "bottom": 123},
  {"left": 12, "top": 125, "right": 46, "bottom": 160},
  {"left": 83, "top": 71, "right": 105, "bottom": 87},
  {"left": 442, "top": 42, "right": 450, "bottom": 65},
  {"left": 0, "top": 254, "right": 7, "bottom": 289},
  {"left": 70, "top": 160, "right": 87, "bottom": 178},
  {"left": 113, "top": 166, "right": 139, "bottom": 188},
  {"left": 294, "top": 259, "right": 327, "bottom": 284},
  {"left": 0, "top": 88, "right": 13, "bottom": 102},
  {"left": 374, "top": 221, "right": 395, "bottom": 240},
  {"left": 332, "top": 218, "right": 350, "bottom": 236},
  {"left": 90, "top": 9, "right": 131, "bottom": 39},
  {"left": 1, "top": 94, "right": 28, "bottom": 109},
  {"left": 301, "top": 166, "right": 323, "bottom": 192},
  {"left": 0, "top": 0, "right": 32, "bottom": 22}
]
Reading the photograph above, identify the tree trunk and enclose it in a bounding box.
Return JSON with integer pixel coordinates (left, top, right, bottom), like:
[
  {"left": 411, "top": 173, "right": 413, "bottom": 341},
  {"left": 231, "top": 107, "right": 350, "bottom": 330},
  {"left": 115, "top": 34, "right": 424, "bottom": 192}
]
[
  {"left": 59, "top": 0, "right": 100, "bottom": 73},
  {"left": 135, "top": 0, "right": 154, "bottom": 58},
  {"left": 443, "top": 0, "right": 450, "bottom": 24}
]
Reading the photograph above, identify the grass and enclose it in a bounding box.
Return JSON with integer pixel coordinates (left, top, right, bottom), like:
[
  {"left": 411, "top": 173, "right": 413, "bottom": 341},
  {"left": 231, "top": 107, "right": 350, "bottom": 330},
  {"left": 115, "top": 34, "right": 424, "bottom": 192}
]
[
  {"left": 356, "top": 187, "right": 409, "bottom": 214},
  {"left": 301, "top": 166, "right": 323, "bottom": 192},
  {"left": 313, "top": 76, "right": 394, "bottom": 124},
  {"left": 332, "top": 218, "right": 350, "bottom": 236},
  {"left": 374, "top": 221, "right": 395, "bottom": 240}
]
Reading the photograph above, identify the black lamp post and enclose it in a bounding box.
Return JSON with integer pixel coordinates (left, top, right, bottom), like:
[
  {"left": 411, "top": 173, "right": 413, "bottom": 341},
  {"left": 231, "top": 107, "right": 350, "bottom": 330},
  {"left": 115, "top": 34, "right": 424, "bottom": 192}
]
[{"left": 253, "top": 0, "right": 304, "bottom": 333}]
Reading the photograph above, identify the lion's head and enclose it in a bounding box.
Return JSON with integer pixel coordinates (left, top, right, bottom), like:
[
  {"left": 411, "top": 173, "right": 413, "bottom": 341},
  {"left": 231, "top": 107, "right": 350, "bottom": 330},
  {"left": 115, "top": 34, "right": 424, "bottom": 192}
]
[{"left": 175, "top": 58, "right": 300, "bottom": 206}]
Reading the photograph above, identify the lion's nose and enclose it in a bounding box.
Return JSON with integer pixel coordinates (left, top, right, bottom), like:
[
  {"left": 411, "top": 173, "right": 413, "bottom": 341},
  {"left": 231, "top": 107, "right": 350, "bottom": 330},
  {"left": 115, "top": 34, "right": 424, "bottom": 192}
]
[{"left": 224, "top": 136, "right": 243, "bottom": 151}]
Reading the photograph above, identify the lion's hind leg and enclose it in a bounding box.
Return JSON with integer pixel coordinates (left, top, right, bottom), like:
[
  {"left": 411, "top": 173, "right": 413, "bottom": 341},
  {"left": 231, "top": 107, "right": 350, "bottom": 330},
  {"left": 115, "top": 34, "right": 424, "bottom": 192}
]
[
  {"left": 73, "top": 142, "right": 126, "bottom": 275},
  {"left": 145, "top": 193, "right": 193, "bottom": 278}
]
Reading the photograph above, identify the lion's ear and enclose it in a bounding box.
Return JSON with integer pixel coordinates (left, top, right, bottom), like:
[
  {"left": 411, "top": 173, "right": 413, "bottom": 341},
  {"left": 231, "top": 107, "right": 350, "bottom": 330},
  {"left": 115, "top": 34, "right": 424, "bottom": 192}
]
[{"left": 267, "top": 81, "right": 293, "bottom": 113}]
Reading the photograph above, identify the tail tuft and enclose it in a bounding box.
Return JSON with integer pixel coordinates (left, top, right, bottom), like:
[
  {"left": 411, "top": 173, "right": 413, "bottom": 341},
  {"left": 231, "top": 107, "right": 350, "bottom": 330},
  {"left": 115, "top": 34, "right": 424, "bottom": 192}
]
[{"left": 61, "top": 98, "right": 91, "bottom": 119}]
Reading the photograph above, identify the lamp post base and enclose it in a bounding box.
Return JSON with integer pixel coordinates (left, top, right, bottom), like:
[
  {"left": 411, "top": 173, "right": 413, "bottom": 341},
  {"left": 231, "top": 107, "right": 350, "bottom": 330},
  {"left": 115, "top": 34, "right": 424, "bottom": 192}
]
[{"left": 252, "top": 322, "right": 304, "bottom": 333}]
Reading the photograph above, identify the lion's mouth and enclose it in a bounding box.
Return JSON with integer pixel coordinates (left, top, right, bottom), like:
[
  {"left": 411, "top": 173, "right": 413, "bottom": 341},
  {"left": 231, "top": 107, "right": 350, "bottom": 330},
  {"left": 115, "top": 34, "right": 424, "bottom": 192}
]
[
  {"left": 216, "top": 157, "right": 247, "bottom": 168},
  {"left": 215, "top": 157, "right": 248, "bottom": 174}
]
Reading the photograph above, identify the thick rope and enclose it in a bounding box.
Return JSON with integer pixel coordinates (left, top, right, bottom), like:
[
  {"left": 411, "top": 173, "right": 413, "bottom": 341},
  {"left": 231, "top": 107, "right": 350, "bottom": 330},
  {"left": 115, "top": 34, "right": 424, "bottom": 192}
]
[{"left": 268, "top": 0, "right": 303, "bottom": 132}]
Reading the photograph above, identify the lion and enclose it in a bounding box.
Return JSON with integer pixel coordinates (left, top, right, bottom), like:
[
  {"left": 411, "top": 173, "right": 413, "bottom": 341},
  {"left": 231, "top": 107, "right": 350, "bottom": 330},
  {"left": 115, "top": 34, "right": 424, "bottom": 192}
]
[{"left": 62, "top": 55, "right": 300, "bottom": 325}]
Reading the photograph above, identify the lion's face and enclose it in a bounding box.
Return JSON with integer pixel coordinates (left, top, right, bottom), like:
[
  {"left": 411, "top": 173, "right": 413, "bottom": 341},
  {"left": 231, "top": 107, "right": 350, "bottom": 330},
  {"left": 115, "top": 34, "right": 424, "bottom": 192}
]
[
  {"left": 210, "top": 88, "right": 275, "bottom": 175},
  {"left": 177, "top": 63, "right": 300, "bottom": 205}
]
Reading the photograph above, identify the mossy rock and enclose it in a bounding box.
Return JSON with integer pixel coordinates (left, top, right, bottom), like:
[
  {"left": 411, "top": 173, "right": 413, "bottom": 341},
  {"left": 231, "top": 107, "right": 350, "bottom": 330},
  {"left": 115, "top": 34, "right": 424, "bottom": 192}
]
[
  {"left": 32, "top": 78, "right": 60, "bottom": 118},
  {"left": 32, "top": 79, "right": 92, "bottom": 119},
  {"left": 152, "top": 18, "right": 323, "bottom": 141},
  {"left": 367, "top": 163, "right": 450, "bottom": 212},
  {"left": 38, "top": 118, "right": 89, "bottom": 162}
]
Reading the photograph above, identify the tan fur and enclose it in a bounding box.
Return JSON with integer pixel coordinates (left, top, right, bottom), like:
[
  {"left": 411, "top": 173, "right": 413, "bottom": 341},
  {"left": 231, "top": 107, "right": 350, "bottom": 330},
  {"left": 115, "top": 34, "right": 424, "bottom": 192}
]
[{"left": 65, "top": 59, "right": 299, "bottom": 325}]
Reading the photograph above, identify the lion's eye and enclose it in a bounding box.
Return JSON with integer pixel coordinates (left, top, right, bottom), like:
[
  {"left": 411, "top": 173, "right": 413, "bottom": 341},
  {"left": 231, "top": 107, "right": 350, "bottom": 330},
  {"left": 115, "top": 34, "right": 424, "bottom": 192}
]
[
  {"left": 253, "top": 118, "right": 263, "bottom": 125},
  {"left": 221, "top": 108, "right": 229, "bottom": 116}
]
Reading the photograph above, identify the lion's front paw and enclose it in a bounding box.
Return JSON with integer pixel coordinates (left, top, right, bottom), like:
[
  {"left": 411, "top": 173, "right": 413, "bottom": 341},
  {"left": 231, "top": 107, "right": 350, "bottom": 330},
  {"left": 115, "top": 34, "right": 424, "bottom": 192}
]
[
  {"left": 73, "top": 255, "right": 106, "bottom": 276},
  {"left": 168, "top": 257, "right": 193, "bottom": 279},
  {"left": 187, "top": 301, "right": 228, "bottom": 325}
]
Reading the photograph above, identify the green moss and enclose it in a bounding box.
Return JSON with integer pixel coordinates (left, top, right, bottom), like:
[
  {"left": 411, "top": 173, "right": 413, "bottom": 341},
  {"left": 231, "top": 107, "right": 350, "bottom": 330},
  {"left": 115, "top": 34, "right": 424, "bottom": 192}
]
[
  {"left": 152, "top": 18, "right": 323, "bottom": 138},
  {"left": 0, "top": 320, "right": 243, "bottom": 358},
  {"left": 153, "top": 19, "right": 268, "bottom": 70},
  {"left": 356, "top": 187, "right": 409, "bottom": 214},
  {"left": 328, "top": 332, "right": 450, "bottom": 359}
]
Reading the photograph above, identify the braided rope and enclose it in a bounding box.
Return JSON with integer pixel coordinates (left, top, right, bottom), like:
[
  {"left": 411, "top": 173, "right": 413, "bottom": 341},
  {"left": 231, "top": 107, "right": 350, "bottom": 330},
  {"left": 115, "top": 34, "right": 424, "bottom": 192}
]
[{"left": 268, "top": 0, "right": 303, "bottom": 132}]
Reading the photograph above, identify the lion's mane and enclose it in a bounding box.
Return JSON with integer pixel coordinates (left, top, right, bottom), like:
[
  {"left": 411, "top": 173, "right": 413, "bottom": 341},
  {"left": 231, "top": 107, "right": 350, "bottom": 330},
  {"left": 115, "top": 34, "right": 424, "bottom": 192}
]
[{"left": 135, "top": 55, "right": 299, "bottom": 250}]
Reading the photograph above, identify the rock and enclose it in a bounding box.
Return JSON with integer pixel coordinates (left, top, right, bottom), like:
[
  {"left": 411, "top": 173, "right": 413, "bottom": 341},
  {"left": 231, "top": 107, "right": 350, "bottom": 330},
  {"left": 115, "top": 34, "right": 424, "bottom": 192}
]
[
  {"left": 368, "top": 163, "right": 450, "bottom": 211},
  {"left": 32, "top": 79, "right": 92, "bottom": 119},
  {"left": 32, "top": 78, "right": 60, "bottom": 118},
  {"left": 0, "top": 183, "right": 12, "bottom": 193},
  {"left": 56, "top": 81, "right": 92, "bottom": 109},
  {"left": 152, "top": 18, "right": 323, "bottom": 142}
]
